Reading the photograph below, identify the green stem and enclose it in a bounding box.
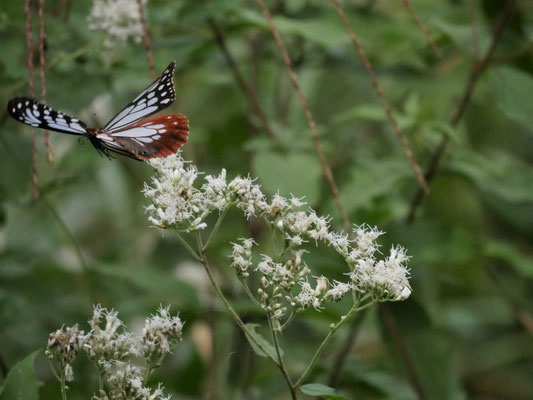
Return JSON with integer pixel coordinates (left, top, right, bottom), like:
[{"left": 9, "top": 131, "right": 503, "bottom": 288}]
[
  {"left": 267, "top": 313, "right": 297, "bottom": 399},
  {"left": 239, "top": 278, "right": 263, "bottom": 309},
  {"left": 280, "top": 310, "right": 296, "bottom": 330},
  {"left": 174, "top": 231, "right": 203, "bottom": 262},
  {"left": 294, "top": 298, "right": 376, "bottom": 388},
  {"left": 194, "top": 233, "right": 281, "bottom": 368},
  {"left": 203, "top": 207, "right": 229, "bottom": 251}
]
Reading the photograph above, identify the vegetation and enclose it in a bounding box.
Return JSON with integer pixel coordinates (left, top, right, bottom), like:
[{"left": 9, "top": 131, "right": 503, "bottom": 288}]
[{"left": 0, "top": 1, "right": 532, "bottom": 399}]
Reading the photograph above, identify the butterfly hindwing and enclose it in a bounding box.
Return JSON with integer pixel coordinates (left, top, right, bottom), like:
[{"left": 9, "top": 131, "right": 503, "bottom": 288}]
[
  {"left": 104, "top": 61, "right": 177, "bottom": 132},
  {"left": 7, "top": 97, "right": 88, "bottom": 135},
  {"left": 106, "top": 114, "right": 189, "bottom": 160}
]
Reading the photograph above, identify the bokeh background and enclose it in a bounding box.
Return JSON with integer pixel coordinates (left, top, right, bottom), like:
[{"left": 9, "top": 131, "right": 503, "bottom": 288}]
[{"left": 1, "top": 0, "right": 533, "bottom": 399}]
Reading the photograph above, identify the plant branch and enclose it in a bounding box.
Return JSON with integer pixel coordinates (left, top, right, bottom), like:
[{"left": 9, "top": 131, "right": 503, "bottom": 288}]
[
  {"left": 194, "top": 233, "right": 281, "bottom": 368},
  {"left": 379, "top": 304, "right": 427, "bottom": 400},
  {"left": 255, "top": 0, "right": 351, "bottom": 233},
  {"left": 38, "top": 0, "right": 53, "bottom": 163},
  {"left": 25, "top": 0, "right": 38, "bottom": 199},
  {"left": 267, "top": 313, "right": 296, "bottom": 399},
  {"left": 136, "top": 0, "right": 156, "bottom": 79},
  {"left": 207, "top": 18, "right": 279, "bottom": 142},
  {"left": 406, "top": 0, "right": 516, "bottom": 223},
  {"left": 330, "top": 0, "right": 429, "bottom": 194},
  {"left": 401, "top": 0, "right": 441, "bottom": 57},
  {"left": 327, "top": 309, "right": 366, "bottom": 387},
  {"left": 294, "top": 298, "right": 371, "bottom": 388}
]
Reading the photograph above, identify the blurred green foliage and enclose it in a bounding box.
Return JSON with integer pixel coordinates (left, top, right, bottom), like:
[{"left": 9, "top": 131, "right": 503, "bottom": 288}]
[{"left": 0, "top": 0, "right": 532, "bottom": 399}]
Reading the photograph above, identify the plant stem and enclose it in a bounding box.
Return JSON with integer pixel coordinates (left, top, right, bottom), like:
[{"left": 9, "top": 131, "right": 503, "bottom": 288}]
[
  {"left": 267, "top": 313, "right": 297, "bottom": 400},
  {"left": 203, "top": 208, "right": 228, "bottom": 251},
  {"left": 194, "top": 233, "right": 281, "bottom": 368},
  {"left": 174, "top": 231, "right": 203, "bottom": 262},
  {"left": 239, "top": 278, "right": 263, "bottom": 309},
  {"left": 294, "top": 298, "right": 375, "bottom": 388}
]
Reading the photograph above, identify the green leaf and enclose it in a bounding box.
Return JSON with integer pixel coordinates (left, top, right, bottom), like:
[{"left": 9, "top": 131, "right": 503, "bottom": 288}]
[
  {"left": 253, "top": 152, "right": 322, "bottom": 205},
  {"left": 447, "top": 149, "right": 533, "bottom": 204},
  {"left": 341, "top": 159, "right": 411, "bottom": 214},
  {"left": 488, "top": 67, "right": 533, "bottom": 131},
  {"left": 300, "top": 383, "right": 350, "bottom": 400},
  {"left": 484, "top": 241, "right": 533, "bottom": 279},
  {"left": 244, "top": 323, "right": 283, "bottom": 359},
  {"left": 0, "top": 350, "right": 41, "bottom": 400}
]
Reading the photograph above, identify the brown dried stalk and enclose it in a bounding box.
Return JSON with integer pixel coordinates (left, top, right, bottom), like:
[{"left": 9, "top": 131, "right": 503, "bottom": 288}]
[
  {"left": 401, "top": 0, "right": 441, "bottom": 57},
  {"left": 207, "top": 18, "right": 278, "bottom": 142},
  {"left": 330, "top": 0, "right": 428, "bottom": 194},
  {"left": 136, "top": 0, "right": 156, "bottom": 79},
  {"left": 406, "top": 0, "right": 516, "bottom": 223},
  {"left": 38, "top": 0, "right": 53, "bottom": 163},
  {"left": 25, "top": 0, "right": 38, "bottom": 199},
  {"left": 255, "top": 0, "right": 351, "bottom": 232}
]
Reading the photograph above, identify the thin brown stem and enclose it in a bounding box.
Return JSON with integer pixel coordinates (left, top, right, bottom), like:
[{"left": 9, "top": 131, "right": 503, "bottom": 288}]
[
  {"left": 255, "top": 0, "right": 351, "bottom": 233},
  {"left": 25, "top": 0, "right": 38, "bottom": 199},
  {"left": 38, "top": 0, "right": 53, "bottom": 163},
  {"left": 330, "top": 0, "right": 429, "bottom": 194},
  {"left": 401, "top": 0, "right": 441, "bottom": 57},
  {"left": 208, "top": 18, "right": 279, "bottom": 143},
  {"left": 470, "top": 0, "right": 480, "bottom": 65},
  {"left": 406, "top": 0, "right": 516, "bottom": 223},
  {"left": 136, "top": 0, "right": 156, "bottom": 79},
  {"left": 379, "top": 304, "right": 428, "bottom": 400}
]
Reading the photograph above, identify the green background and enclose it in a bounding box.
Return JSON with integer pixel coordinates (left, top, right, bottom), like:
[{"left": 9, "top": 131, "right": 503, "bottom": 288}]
[{"left": 1, "top": 0, "right": 532, "bottom": 399}]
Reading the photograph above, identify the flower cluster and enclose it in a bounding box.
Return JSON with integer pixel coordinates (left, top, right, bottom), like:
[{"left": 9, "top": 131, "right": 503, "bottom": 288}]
[
  {"left": 144, "top": 153, "right": 412, "bottom": 310},
  {"left": 46, "top": 305, "right": 182, "bottom": 400},
  {"left": 87, "top": 0, "right": 146, "bottom": 47}
]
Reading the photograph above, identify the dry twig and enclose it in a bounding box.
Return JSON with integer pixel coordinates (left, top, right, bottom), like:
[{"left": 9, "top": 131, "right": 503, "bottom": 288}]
[
  {"left": 401, "top": 0, "right": 441, "bottom": 57},
  {"left": 255, "top": 0, "right": 351, "bottom": 232},
  {"left": 406, "top": 0, "right": 517, "bottom": 223},
  {"left": 25, "top": 0, "right": 39, "bottom": 199},
  {"left": 330, "top": 0, "right": 429, "bottom": 194},
  {"left": 207, "top": 18, "right": 278, "bottom": 142},
  {"left": 38, "top": 0, "right": 53, "bottom": 163},
  {"left": 137, "top": 0, "right": 156, "bottom": 79}
]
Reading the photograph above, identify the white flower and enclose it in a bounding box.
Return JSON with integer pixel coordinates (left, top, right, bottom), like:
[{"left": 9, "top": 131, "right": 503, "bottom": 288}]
[
  {"left": 231, "top": 238, "right": 256, "bottom": 278},
  {"left": 142, "top": 305, "right": 183, "bottom": 361},
  {"left": 88, "top": 0, "right": 146, "bottom": 47},
  {"left": 202, "top": 169, "right": 229, "bottom": 210},
  {"left": 294, "top": 281, "right": 322, "bottom": 310},
  {"left": 354, "top": 224, "right": 383, "bottom": 257},
  {"left": 326, "top": 281, "right": 352, "bottom": 301},
  {"left": 228, "top": 176, "right": 266, "bottom": 218}
]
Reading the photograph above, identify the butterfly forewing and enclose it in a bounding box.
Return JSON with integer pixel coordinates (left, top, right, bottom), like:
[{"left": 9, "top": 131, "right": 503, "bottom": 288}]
[
  {"left": 104, "top": 61, "right": 177, "bottom": 132},
  {"left": 107, "top": 114, "right": 189, "bottom": 160},
  {"left": 7, "top": 97, "right": 88, "bottom": 135}
]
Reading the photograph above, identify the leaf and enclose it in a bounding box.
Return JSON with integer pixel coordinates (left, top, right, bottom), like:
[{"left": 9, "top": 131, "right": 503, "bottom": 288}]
[
  {"left": 300, "top": 383, "right": 350, "bottom": 400},
  {"left": 0, "top": 350, "right": 41, "bottom": 400},
  {"left": 253, "top": 152, "right": 322, "bottom": 205},
  {"left": 447, "top": 149, "right": 533, "bottom": 204},
  {"left": 488, "top": 67, "right": 533, "bottom": 131},
  {"left": 340, "top": 159, "right": 412, "bottom": 214},
  {"left": 244, "top": 323, "right": 283, "bottom": 359},
  {"left": 484, "top": 241, "right": 533, "bottom": 279}
]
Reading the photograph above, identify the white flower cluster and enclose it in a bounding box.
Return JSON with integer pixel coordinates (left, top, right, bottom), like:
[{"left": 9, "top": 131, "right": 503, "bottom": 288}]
[
  {"left": 142, "top": 305, "right": 183, "bottom": 362},
  {"left": 47, "top": 324, "right": 86, "bottom": 382},
  {"left": 98, "top": 362, "right": 170, "bottom": 400},
  {"left": 144, "top": 153, "right": 412, "bottom": 306},
  {"left": 46, "top": 305, "right": 182, "bottom": 400},
  {"left": 87, "top": 0, "right": 145, "bottom": 47}
]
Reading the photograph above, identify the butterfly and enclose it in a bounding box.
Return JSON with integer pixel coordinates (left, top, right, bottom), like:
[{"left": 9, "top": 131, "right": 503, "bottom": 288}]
[{"left": 7, "top": 61, "right": 189, "bottom": 161}]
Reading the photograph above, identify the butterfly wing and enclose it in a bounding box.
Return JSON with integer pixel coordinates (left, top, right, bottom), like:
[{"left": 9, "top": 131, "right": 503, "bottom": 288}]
[
  {"left": 7, "top": 97, "right": 88, "bottom": 135},
  {"left": 104, "top": 61, "right": 177, "bottom": 132},
  {"left": 101, "top": 114, "right": 189, "bottom": 160}
]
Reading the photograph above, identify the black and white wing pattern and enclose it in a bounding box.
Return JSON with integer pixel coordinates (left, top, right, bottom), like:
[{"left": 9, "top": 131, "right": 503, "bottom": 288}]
[
  {"left": 7, "top": 97, "right": 88, "bottom": 135},
  {"left": 103, "top": 61, "right": 177, "bottom": 132}
]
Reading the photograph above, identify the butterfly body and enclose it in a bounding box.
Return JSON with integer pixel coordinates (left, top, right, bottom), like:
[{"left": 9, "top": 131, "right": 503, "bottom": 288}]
[{"left": 7, "top": 61, "right": 189, "bottom": 161}]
